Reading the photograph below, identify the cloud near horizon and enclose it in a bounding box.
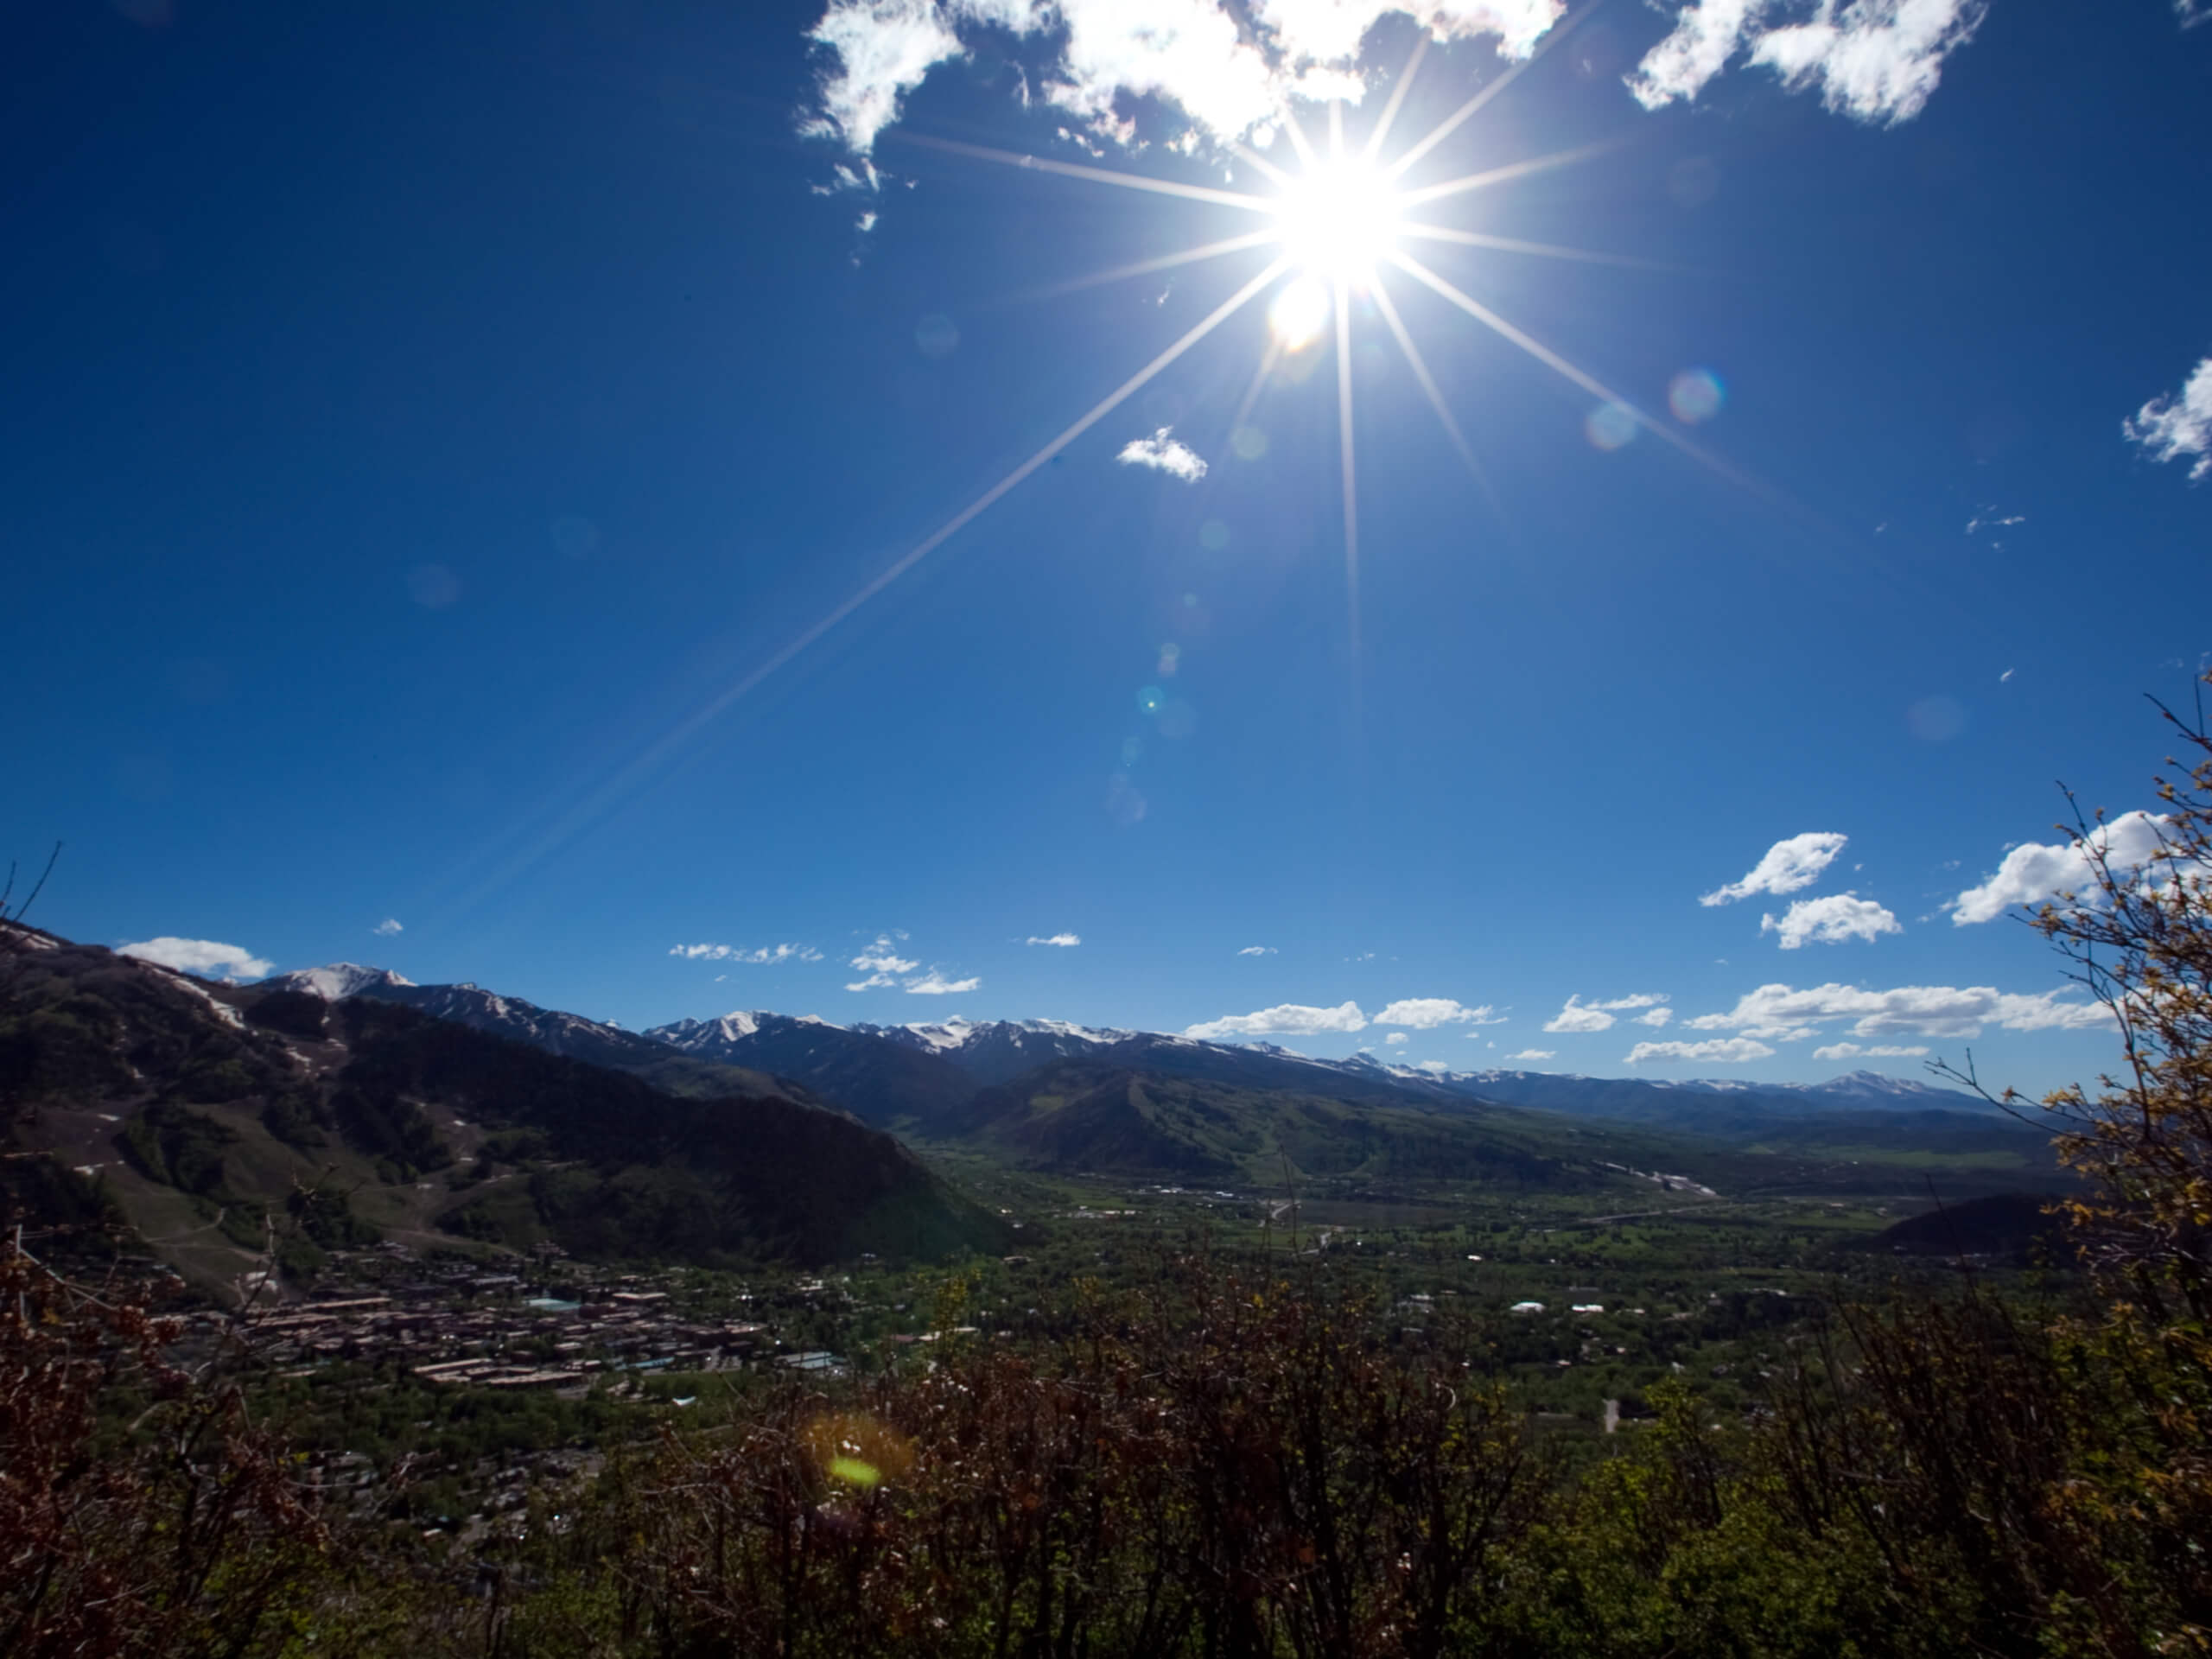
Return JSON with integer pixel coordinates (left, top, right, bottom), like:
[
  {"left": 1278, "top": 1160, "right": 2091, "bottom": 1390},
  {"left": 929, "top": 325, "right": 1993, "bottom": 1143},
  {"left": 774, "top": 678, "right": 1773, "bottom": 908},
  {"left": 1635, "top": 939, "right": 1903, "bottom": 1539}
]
[
  {"left": 1185, "top": 1000, "right": 1368, "bottom": 1039},
  {"left": 1374, "top": 997, "right": 1504, "bottom": 1028},
  {"left": 906, "top": 969, "right": 982, "bottom": 995},
  {"left": 1686, "top": 980, "right": 2112, "bottom": 1040},
  {"left": 673, "top": 942, "right": 826, "bottom": 964},
  {"left": 1701, "top": 832, "right": 1847, "bottom": 906},
  {"left": 1116, "top": 429, "right": 1208, "bottom": 482},
  {"left": 1627, "top": 1036, "right": 1777, "bottom": 1065},
  {"left": 1812, "top": 1040, "right": 1929, "bottom": 1061},
  {"left": 1760, "top": 893, "right": 1902, "bottom": 949},
  {"left": 1503, "top": 1047, "right": 1555, "bottom": 1061},
  {"left": 119, "top": 937, "right": 274, "bottom": 982},
  {"left": 1541, "top": 992, "right": 1667, "bottom": 1034}
]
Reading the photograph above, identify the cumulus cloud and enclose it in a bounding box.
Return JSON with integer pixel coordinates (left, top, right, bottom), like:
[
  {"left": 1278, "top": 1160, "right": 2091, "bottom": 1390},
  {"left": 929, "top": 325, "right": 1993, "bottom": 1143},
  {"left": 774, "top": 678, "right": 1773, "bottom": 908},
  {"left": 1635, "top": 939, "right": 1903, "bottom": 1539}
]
[
  {"left": 1385, "top": 1032, "right": 1408, "bottom": 1045},
  {"left": 906, "top": 970, "right": 982, "bottom": 995},
  {"left": 373, "top": 918, "right": 404, "bottom": 937},
  {"left": 1503, "top": 1047, "right": 1555, "bottom": 1061},
  {"left": 2124, "top": 356, "right": 2212, "bottom": 481},
  {"left": 1185, "top": 1001, "right": 1368, "bottom": 1039},
  {"left": 1592, "top": 993, "right": 1669, "bottom": 1011},
  {"left": 802, "top": 0, "right": 1566, "bottom": 158},
  {"left": 1632, "top": 1007, "right": 1674, "bottom": 1028},
  {"left": 1237, "top": 944, "right": 1277, "bottom": 956},
  {"left": 1686, "top": 981, "right": 2112, "bottom": 1040},
  {"left": 1374, "top": 997, "right": 1504, "bottom": 1028},
  {"left": 1761, "top": 893, "right": 1903, "bottom": 949},
  {"left": 1542, "top": 995, "right": 1616, "bottom": 1033},
  {"left": 119, "top": 937, "right": 273, "bottom": 982},
  {"left": 1027, "top": 932, "right": 1082, "bottom": 946},
  {"left": 1630, "top": 0, "right": 1988, "bottom": 126},
  {"left": 1950, "top": 811, "right": 2172, "bottom": 925},
  {"left": 1812, "top": 1040, "right": 1929, "bottom": 1061},
  {"left": 1116, "top": 428, "right": 1209, "bottom": 482},
  {"left": 672, "top": 942, "right": 827, "bottom": 964},
  {"left": 1701, "top": 832, "right": 1847, "bottom": 906},
  {"left": 1627, "top": 1036, "right": 1777, "bottom": 1065}
]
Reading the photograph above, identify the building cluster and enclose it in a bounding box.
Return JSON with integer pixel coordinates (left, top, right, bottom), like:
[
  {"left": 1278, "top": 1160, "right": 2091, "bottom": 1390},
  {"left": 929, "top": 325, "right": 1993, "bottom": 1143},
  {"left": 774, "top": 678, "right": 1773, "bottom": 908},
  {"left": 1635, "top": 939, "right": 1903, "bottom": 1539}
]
[{"left": 224, "top": 1242, "right": 813, "bottom": 1394}]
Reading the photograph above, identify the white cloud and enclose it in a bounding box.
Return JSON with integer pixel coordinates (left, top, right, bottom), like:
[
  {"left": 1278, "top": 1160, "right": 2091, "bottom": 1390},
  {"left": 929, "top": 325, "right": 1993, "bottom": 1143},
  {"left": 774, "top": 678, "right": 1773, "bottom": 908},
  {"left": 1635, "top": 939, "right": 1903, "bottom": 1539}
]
[
  {"left": 1542, "top": 995, "right": 1615, "bottom": 1033},
  {"left": 1686, "top": 981, "right": 2112, "bottom": 1040},
  {"left": 1026, "top": 932, "right": 1082, "bottom": 947},
  {"left": 1414, "top": 1058, "right": 1453, "bottom": 1073},
  {"left": 906, "top": 970, "right": 982, "bottom": 995},
  {"left": 1116, "top": 427, "right": 1210, "bottom": 482},
  {"left": 1591, "top": 992, "right": 1669, "bottom": 1011},
  {"left": 1385, "top": 1032, "right": 1408, "bottom": 1046},
  {"left": 1812, "top": 1041, "right": 1929, "bottom": 1061},
  {"left": 1503, "top": 1047, "right": 1555, "bottom": 1061},
  {"left": 850, "top": 934, "right": 920, "bottom": 975},
  {"left": 119, "top": 937, "right": 273, "bottom": 982},
  {"left": 1185, "top": 1001, "right": 1368, "bottom": 1039},
  {"left": 1236, "top": 944, "right": 1277, "bottom": 956},
  {"left": 803, "top": 0, "right": 1564, "bottom": 159},
  {"left": 846, "top": 973, "right": 900, "bottom": 991},
  {"left": 1627, "top": 1037, "right": 1777, "bottom": 1065},
  {"left": 2124, "top": 356, "right": 2212, "bottom": 481},
  {"left": 1631, "top": 1007, "right": 1674, "bottom": 1028},
  {"left": 373, "top": 918, "right": 404, "bottom": 937},
  {"left": 672, "top": 942, "right": 827, "bottom": 964},
  {"left": 1630, "top": 0, "right": 1988, "bottom": 126},
  {"left": 1760, "top": 893, "right": 1902, "bottom": 949},
  {"left": 1701, "top": 832, "right": 1847, "bottom": 906},
  {"left": 1950, "top": 811, "right": 2171, "bottom": 925},
  {"left": 1374, "top": 997, "right": 1503, "bottom": 1028},
  {"left": 2181, "top": 0, "right": 2210, "bottom": 29}
]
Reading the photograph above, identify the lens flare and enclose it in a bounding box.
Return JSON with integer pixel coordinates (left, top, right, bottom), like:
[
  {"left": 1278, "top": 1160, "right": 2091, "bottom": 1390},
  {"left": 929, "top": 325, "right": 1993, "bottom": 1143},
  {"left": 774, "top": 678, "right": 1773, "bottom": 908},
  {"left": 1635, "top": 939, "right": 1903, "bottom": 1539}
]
[
  {"left": 1585, "top": 402, "right": 1637, "bottom": 450},
  {"left": 1268, "top": 276, "right": 1332, "bottom": 347},
  {"left": 1668, "top": 368, "right": 1725, "bottom": 423}
]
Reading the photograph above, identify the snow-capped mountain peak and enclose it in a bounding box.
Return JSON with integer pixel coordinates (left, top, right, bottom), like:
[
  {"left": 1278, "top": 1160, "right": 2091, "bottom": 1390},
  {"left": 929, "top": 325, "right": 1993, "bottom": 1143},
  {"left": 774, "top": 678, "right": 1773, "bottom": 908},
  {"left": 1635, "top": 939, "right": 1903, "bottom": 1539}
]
[{"left": 261, "top": 963, "right": 417, "bottom": 1001}]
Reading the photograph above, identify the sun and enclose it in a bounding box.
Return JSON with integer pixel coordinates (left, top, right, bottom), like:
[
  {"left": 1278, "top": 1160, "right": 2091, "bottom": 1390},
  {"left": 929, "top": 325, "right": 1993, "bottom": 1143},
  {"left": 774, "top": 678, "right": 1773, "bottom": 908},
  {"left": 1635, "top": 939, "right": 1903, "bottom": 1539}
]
[{"left": 1270, "top": 156, "right": 1403, "bottom": 287}]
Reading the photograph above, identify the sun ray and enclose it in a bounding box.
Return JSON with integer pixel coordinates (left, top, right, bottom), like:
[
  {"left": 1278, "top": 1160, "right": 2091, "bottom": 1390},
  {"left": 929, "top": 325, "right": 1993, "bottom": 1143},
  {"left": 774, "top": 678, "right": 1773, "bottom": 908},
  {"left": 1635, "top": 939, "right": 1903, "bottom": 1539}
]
[
  {"left": 1360, "top": 32, "right": 1429, "bottom": 163},
  {"left": 1383, "top": 0, "right": 1599, "bottom": 181},
  {"left": 459, "top": 261, "right": 1290, "bottom": 906},
  {"left": 1395, "top": 138, "right": 1620, "bottom": 208},
  {"left": 893, "top": 131, "right": 1273, "bottom": 213},
  {"left": 1275, "top": 104, "right": 1322, "bottom": 171},
  {"left": 1369, "top": 274, "right": 1506, "bottom": 519},
  {"left": 1010, "top": 227, "right": 1283, "bottom": 302},
  {"left": 1398, "top": 221, "right": 1681, "bottom": 271},
  {"left": 1327, "top": 98, "right": 1346, "bottom": 163},
  {"left": 1334, "top": 274, "right": 1361, "bottom": 676},
  {"left": 1230, "top": 141, "right": 1294, "bottom": 188},
  {"left": 1230, "top": 334, "right": 1287, "bottom": 433},
  {"left": 1389, "top": 250, "right": 1764, "bottom": 494}
]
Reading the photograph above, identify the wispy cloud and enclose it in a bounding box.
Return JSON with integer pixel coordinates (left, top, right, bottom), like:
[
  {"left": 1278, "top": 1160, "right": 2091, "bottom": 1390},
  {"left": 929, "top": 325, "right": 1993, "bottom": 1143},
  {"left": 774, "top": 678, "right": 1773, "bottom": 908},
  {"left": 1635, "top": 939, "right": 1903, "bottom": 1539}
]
[
  {"left": 119, "top": 937, "right": 273, "bottom": 982},
  {"left": 1813, "top": 1040, "right": 1929, "bottom": 1061},
  {"left": 850, "top": 934, "right": 919, "bottom": 974},
  {"left": 373, "top": 918, "right": 404, "bottom": 937},
  {"left": 1236, "top": 945, "right": 1277, "bottom": 957},
  {"left": 1701, "top": 832, "right": 1847, "bottom": 906},
  {"left": 801, "top": 0, "right": 1566, "bottom": 159},
  {"left": 1950, "top": 811, "right": 2171, "bottom": 924},
  {"left": 1686, "top": 980, "right": 2111, "bottom": 1039},
  {"left": 672, "top": 942, "right": 826, "bottom": 964},
  {"left": 906, "top": 970, "right": 982, "bottom": 995},
  {"left": 1026, "top": 932, "right": 1082, "bottom": 947},
  {"left": 1503, "top": 1047, "right": 1555, "bottom": 1061},
  {"left": 1630, "top": 0, "right": 1989, "bottom": 126},
  {"left": 1185, "top": 1001, "right": 1368, "bottom": 1039},
  {"left": 2124, "top": 356, "right": 2212, "bottom": 480},
  {"left": 1374, "top": 997, "right": 1504, "bottom": 1028},
  {"left": 1760, "top": 893, "right": 1902, "bottom": 948},
  {"left": 1627, "top": 1036, "right": 1777, "bottom": 1065},
  {"left": 1116, "top": 428, "right": 1209, "bottom": 482}
]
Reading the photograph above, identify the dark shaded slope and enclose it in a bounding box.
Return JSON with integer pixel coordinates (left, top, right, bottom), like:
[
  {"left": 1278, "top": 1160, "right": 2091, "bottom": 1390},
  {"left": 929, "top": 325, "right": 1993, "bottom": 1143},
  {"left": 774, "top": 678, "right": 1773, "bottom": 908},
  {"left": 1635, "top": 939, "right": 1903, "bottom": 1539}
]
[
  {"left": 329, "top": 1000, "right": 1005, "bottom": 1265},
  {"left": 966, "top": 1060, "right": 1656, "bottom": 1192}
]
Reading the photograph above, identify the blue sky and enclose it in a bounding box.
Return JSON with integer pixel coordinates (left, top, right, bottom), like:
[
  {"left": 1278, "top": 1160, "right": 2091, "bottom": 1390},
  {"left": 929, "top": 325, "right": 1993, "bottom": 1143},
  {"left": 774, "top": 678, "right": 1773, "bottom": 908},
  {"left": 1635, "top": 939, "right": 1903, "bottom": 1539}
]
[{"left": 6, "top": 0, "right": 2208, "bottom": 1094}]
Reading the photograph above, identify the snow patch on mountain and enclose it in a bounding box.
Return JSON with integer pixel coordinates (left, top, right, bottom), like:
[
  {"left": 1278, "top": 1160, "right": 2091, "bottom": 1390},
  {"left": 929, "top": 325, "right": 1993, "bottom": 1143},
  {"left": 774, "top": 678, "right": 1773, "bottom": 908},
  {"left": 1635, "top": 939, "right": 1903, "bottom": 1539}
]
[{"left": 263, "top": 963, "right": 418, "bottom": 1001}]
